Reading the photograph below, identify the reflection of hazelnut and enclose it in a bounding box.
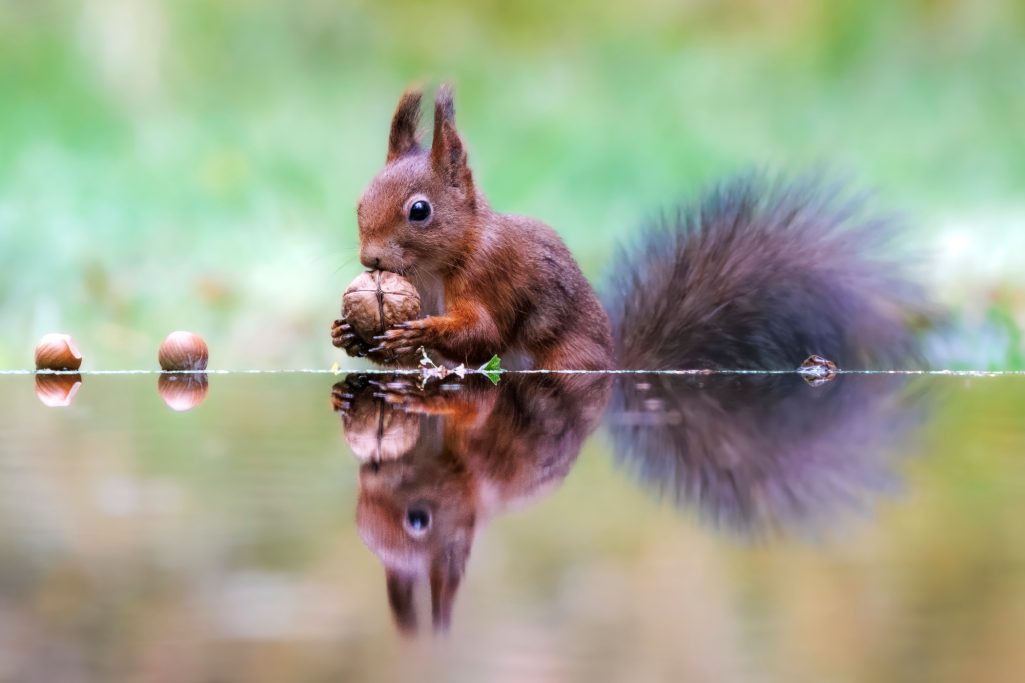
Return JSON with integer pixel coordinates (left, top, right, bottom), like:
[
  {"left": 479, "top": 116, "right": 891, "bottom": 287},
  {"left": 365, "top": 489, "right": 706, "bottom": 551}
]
[
  {"left": 158, "top": 331, "right": 209, "bottom": 371},
  {"left": 799, "top": 354, "right": 839, "bottom": 386},
  {"left": 34, "top": 333, "right": 83, "bottom": 371},
  {"left": 35, "top": 374, "right": 83, "bottom": 407},
  {"left": 343, "top": 397, "right": 420, "bottom": 462},
  {"left": 158, "top": 373, "right": 209, "bottom": 412},
  {"left": 342, "top": 270, "right": 421, "bottom": 342}
]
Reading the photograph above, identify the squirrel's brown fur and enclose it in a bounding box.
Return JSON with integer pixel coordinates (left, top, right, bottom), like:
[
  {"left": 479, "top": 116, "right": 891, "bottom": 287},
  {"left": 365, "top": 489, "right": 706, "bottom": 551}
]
[
  {"left": 332, "top": 86, "right": 924, "bottom": 371},
  {"left": 332, "top": 85, "right": 613, "bottom": 370}
]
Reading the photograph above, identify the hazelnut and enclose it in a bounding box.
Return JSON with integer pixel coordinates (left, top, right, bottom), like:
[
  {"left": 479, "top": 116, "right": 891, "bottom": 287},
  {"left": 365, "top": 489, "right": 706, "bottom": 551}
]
[
  {"left": 158, "top": 373, "right": 209, "bottom": 412},
  {"left": 35, "top": 333, "right": 83, "bottom": 371},
  {"left": 158, "top": 331, "right": 209, "bottom": 371},
  {"left": 35, "top": 374, "right": 83, "bottom": 407},
  {"left": 342, "top": 270, "right": 421, "bottom": 343}
]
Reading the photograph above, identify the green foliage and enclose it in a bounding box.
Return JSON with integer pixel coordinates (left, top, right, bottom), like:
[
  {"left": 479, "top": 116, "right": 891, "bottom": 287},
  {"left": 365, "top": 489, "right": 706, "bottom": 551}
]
[
  {"left": 0, "top": 0, "right": 1023, "bottom": 368},
  {"left": 478, "top": 354, "right": 503, "bottom": 385}
]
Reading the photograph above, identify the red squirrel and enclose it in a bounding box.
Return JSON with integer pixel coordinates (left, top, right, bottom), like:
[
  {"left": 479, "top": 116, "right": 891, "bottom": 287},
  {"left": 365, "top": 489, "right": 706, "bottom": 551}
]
[
  {"left": 334, "top": 372, "right": 609, "bottom": 633},
  {"left": 332, "top": 85, "right": 924, "bottom": 371}
]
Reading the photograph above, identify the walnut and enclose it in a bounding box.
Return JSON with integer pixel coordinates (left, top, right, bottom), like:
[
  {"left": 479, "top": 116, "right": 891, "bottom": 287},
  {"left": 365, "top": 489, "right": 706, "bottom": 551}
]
[
  {"left": 342, "top": 270, "right": 421, "bottom": 342},
  {"left": 343, "top": 397, "right": 420, "bottom": 462}
]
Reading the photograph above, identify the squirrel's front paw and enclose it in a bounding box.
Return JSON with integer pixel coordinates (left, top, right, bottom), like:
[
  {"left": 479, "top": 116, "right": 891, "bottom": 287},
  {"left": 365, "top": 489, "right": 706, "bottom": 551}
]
[
  {"left": 369, "top": 320, "right": 435, "bottom": 363},
  {"left": 366, "top": 376, "right": 430, "bottom": 413},
  {"left": 330, "top": 380, "right": 357, "bottom": 414},
  {"left": 331, "top": 318, "right": 371, "bottom": 358}
]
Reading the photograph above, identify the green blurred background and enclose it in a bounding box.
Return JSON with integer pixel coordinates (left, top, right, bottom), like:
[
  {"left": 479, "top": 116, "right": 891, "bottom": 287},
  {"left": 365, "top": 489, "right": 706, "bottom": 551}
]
[{"left": 1, "top": 0, "right": 1023, "bottom": 370}]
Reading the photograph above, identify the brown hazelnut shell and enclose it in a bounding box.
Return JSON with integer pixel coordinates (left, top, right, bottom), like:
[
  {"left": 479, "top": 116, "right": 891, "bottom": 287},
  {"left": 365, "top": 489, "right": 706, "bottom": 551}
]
[
  {"left": 35, "top": 333, "right": 83, "bottom": 371},
  {"left": 158, "top": 331, "right": 209, "bottom": 371}
]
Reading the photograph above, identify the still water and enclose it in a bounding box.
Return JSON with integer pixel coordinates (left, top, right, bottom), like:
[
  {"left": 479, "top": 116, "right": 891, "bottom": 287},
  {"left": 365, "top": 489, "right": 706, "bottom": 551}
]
[{"left": 0, "top": 371, "right": 1022, "bottom": 682}]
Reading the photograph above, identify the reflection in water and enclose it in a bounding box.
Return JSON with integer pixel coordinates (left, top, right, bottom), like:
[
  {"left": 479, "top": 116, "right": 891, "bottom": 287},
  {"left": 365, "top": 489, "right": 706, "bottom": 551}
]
[
  {"left": 333, "top": 373, "right": 610, "bottom": 634},
  {"left": 34, "top": 373, "right": 83, "bottom": 407},
  {"left": 337, "top": 370, "right": 923, "bottom": 633},
  {"left": 608, "top": 373, "right": 923, "bottom": 536},
  {"left": 157, "top": 373, "right": 209, "bottom": 412},
  {"left": 0, "top": 373, "right": 1020, "bottom": 679}
]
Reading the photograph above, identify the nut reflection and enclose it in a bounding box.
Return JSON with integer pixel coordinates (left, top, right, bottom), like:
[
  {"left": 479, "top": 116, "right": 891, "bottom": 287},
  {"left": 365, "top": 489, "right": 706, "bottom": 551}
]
[
  {"left": 34, "top": 373, "right": 83, "bottom": 407},
  {"left": 342, "top": 394, "right": 420, "bottom": 462},
  {"left": 157, "top": 373, "right": 209, "bottom": 412}
]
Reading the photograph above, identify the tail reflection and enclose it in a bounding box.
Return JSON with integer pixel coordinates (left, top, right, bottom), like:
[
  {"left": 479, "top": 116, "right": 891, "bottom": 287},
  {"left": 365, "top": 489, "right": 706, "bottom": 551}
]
[
  {"left": 607, "top": 373, "right": 923, "bottom": 537},
  {"left": 332, "top": 373, "right": 610, "bottom": 634}
]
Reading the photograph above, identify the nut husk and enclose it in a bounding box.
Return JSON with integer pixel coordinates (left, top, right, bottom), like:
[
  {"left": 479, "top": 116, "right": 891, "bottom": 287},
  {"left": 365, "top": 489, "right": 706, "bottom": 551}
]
[{"left": 342, "top": 270, "right": 421, "bottom": 343}]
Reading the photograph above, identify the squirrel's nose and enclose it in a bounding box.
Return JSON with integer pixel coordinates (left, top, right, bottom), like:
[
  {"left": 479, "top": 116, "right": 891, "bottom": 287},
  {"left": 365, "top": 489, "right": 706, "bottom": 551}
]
[{"left": 360, "top": 253, "right": 382, "bottom": 270}]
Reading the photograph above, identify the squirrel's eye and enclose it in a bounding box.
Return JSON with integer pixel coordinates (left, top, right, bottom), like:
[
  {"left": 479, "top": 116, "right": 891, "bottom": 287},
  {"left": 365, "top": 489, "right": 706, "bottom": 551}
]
[
  {"left": 404, "top": 507, "right": 431, "bottom": 536},
  {"left": 408, "top": 200, "right": 431, "bottom": 222}
]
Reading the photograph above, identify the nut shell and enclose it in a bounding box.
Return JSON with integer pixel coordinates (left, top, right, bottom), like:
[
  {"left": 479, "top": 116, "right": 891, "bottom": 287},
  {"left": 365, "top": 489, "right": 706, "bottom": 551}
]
[
  {"left": 34, "top": 333, "right": 83, "bottom": 371},
  {"left": 342, "top": 270, "right": 421, "bottom": 343},
  {"left": 343, "top": 399, "right": 420, "bottom": 462},
  {"left": 158, "top": 331, "right": 209, "bottom": 371}
]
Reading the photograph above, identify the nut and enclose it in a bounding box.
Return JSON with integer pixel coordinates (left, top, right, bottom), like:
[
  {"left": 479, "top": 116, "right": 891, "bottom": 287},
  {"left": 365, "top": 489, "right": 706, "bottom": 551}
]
[
  {"left": 342, "top": 270, "right": 421, "bottom": 343},
  {"left": 798, "top": 354, "right": 839, "bottom": 386},
  {"left": 158, "top": 331, "right": 209, "bottom": 371},
  {"left": 158, "top": 373, "right": 209, "bottom": 412},
  {"left": 35, "top": 374, "right": 83, "bottom": 407},
  {"left": 35, "top": 333, "right": 83, "bottom": 371},
  {"left": 343, "top": 394, "right": 420, "bottom": 462}
]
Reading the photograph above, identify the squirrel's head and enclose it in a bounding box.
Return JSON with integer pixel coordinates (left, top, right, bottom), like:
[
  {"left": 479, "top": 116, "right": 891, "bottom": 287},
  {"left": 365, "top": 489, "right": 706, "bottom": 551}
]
[
  {"left": 356, "top": 445, "right": 475, "bottom": 634},
  {"left": 357, "top": 85, "right": 478, "bottom": 275}
]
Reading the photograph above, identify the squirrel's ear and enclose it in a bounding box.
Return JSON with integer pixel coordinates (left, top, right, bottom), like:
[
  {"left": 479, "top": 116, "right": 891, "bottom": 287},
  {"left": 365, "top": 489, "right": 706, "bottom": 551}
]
[
  {"left": 386, "top": 88, "right": 423, "bottom": 163},
  {"left": 430, "top": 84, "right": 475, "bottom": 197},
  {"left": 429, "top": 536, "right": 470, "bottom": 632},
  {"left": 385, "top": 568, "right": 418, "bottom": 636}
]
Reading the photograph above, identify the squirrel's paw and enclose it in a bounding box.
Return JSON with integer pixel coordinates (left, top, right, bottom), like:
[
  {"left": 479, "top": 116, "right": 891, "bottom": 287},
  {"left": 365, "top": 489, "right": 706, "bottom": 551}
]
[
  {"left": 369, "top": 320, "right": 435, "bottom": 362},
  {"left": 331, "top": 318, "right": 370, "bottom": 358},
  {"left": 367, "top": 377, "right": 431, "bottom": 413},
  {"left": 329, "top": 380, "right": 356, "bottom": 414}
]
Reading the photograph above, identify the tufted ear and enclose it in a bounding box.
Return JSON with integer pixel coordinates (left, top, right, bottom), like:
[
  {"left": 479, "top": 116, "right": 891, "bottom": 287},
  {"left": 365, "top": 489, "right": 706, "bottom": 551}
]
[
  {"left": 385, "top": 568, "right": 418, "bottom": 636},
  {"left": 429, "top": 536, "right": 470, "bottom": 632},
  {"left": 386, "top": 88, "right": 423, "bottom": 163},
  {"left": 430, "top": 84, "right": 475, "bottom": 197}
]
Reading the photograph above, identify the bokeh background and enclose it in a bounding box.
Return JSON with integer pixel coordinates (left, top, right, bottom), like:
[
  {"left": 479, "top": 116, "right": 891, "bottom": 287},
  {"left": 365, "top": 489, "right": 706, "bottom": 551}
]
[{"left": 1, "top": 0, "right": 1023, "bottom": 369}]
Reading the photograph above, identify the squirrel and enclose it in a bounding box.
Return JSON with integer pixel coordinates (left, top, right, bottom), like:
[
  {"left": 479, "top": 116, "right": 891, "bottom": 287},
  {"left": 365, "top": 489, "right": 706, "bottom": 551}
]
[
  {"left": 332, "top": 365, "right": 919, "bottom": 633},
  {"left": 331, "top": 85, "right": 925, "bottom": 371},
  {"left": 333, "top": 371, "right": 611, "bottom": 633}
]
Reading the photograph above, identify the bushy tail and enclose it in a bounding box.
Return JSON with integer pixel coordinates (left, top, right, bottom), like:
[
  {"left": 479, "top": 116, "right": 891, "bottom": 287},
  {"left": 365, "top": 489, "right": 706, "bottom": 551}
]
[{"left": 603, "top": 175, "right": 928, "bottom": 370}]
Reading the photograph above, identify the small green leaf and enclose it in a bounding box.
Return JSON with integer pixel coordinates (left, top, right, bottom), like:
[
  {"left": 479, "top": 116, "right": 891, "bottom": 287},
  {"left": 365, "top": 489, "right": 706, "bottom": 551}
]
[{"left": 478, "top": 354, "right": 502, "bottom": 385}]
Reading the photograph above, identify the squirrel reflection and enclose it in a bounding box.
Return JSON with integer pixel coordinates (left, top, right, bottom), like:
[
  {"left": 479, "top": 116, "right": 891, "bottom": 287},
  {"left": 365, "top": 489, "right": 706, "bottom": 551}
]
[
  {"left": 607, "top": 372, "right": 922, "bottom": 537},
  {"left": 331, "top": 373, "right": 610, "bottom": 634},
  {"left": 332, "top": 370, "right": 920, "bottom": 634}
]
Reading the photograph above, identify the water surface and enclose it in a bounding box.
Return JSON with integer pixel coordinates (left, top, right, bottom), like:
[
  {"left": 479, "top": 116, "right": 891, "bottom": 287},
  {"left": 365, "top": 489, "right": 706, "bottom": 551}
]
[{"left": 0, "top": 372, "right": 1022, "bottom": 682}]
